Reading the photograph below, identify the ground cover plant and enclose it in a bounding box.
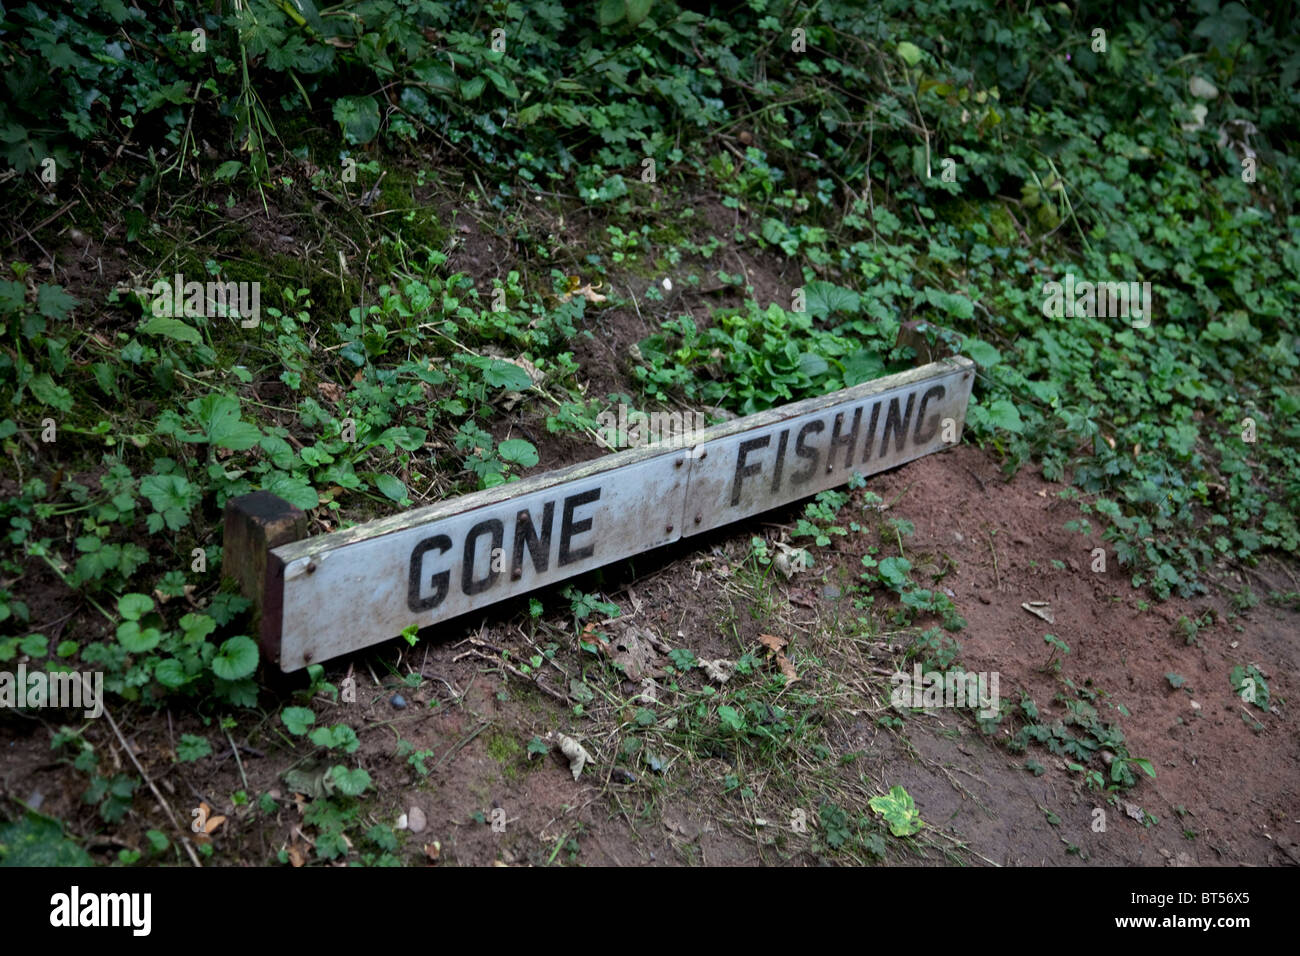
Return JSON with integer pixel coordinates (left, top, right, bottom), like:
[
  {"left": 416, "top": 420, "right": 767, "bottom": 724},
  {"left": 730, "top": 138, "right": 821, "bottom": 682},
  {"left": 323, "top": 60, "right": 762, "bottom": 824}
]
[{"left": 1, "top": 0, "right": 1296, "bottom": 868}]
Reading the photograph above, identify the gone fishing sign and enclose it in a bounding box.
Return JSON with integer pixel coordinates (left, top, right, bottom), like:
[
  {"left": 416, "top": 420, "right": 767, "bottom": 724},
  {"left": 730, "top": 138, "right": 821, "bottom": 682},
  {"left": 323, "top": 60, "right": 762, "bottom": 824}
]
[{"left": 237, "top": 358, "right": 974, "bottom": 671}]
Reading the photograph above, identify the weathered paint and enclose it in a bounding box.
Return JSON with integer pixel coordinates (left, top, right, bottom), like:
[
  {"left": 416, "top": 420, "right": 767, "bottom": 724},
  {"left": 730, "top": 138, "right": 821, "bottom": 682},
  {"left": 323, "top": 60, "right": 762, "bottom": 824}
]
[
  {"left": 681, "top": 359, "right": 973, "bottom": 534},
  {"left": 264, "top": 357, "right": 974, "bottom": 670}
]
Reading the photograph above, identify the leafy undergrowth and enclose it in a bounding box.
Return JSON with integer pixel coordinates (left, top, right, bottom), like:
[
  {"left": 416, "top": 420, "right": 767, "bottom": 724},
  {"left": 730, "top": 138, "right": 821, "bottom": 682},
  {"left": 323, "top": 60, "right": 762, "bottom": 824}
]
[{"left": 1, "top": 0, "right": 1297, "bottom": 865}]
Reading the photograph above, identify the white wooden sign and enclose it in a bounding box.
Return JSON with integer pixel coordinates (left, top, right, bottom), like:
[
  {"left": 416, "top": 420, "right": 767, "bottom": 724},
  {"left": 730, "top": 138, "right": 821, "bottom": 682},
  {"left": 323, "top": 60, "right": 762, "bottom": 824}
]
[{"left": 261, "top": 357, "right": 974, "bottom": 670}]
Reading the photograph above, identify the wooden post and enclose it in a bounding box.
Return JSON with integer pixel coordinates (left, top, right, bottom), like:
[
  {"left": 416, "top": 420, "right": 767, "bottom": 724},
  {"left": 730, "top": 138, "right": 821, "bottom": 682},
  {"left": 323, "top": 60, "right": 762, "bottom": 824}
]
[{"left": 222, "top": 491, "right": 307, "bottom": 667}]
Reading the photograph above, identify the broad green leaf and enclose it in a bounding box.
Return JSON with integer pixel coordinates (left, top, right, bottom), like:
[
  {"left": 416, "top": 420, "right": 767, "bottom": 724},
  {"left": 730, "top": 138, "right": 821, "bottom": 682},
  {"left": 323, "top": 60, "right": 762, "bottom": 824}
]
[
  {"left": 804, "top": 281, "right": 860, "bottom": 318},
  {"left": 330, "top": 765, "right": 371, "bottom": 796},
  {"left": 36, "top": 284, "right": 77, "bottom": 320},
  {"left": 116, "top": 620, "right": 162, "bottom": 653},
  {"left": 261, "top": 473, "right": 317, "bottom": 512},
  {"left": 263, "top": 472, "right": 319, "bottom": 511},
  {"left": 154, "top": 658, "right": 189, "bottom": 689},
  {"left": 281, "top": 706, "right": 316, "bottom": 735},
  {"left": 961, "top": 337, "right": 1001, "bottom": 367},
  {"left": 498, "top": 438, "right": 539, "bottom": 467},
  {"left": 211, "top": 635, "right": 258, "bottom": 681},
  {"left": 117, "top": 593, "right": 154, "bottom": 621},
  {"left": 176, "top": 734, "right": 212, "bottom": 761},
  {"left": 374, "top": 473, "right": 406, "bottom": 502},
  {"left": 333, "top": 95, "right": 381, "bottom": 145},
  {"left": 897, "top": 41, "right": 924, "bottom": 66},
  {"left": 139, "top": 315, "right": 202, "bottom": 344},
  {"left": 482, "top": 359, "right": 533, "bottom": 391},
  {"left": 925, "top": 288, "right": 974, "bottom": 320},
  {"left": 868, "top": 785, "right": 924, "bottom": 836},
  {"left": 598, "top": 0, "right": 625, "bottom": 26},
  {"left": 985, "top": 399, "right": 1023, "bottom": 433},
  {"left": 28, "top": 374, "right": 73, "bottom": 412},
  {"left": 187, "top": 394, "right": 261, "bottom": 450},
  {"left": 625, "top": 0, "right": 654, "bottom": 27}
]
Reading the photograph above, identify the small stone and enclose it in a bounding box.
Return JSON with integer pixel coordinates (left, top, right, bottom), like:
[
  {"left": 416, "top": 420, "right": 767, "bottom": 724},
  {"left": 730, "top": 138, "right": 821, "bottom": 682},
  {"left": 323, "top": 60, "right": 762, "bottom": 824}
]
[
  {"left": 391, "top": 693, "right": 407, "bottom": 709},
  {"left": 953, "top": 531, "right": 964, "bottom": 543},
  {"left": 978, "top": 593, "right": 992, "bottom": 605},
  {"left": 821, "top": 585, "right": 841, "bottom": 600},
  {"left": 407, "top": 806, "right": 427, "bottom": 834},
  {"left": 1190, "top": 700, "right": 1201, "bottom": 711}
]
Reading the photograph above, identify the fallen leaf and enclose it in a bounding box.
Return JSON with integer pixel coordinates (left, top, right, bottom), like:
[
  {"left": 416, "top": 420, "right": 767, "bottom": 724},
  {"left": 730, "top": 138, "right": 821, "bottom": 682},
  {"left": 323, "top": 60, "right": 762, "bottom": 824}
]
[
  {"left": 1022, "top": 601, "right": 1055, "bottom": 625},
  {"left": 698, "top": 659, "right": 734, "bottom": 684},
  {"left": 758, "top": 634, "right": 788, "bottom": 653},
  {"left": 773, "top": 542, "right": 813, "bottom": 578},
  {"left": 424, "top": 841, "right": 441, "bottom": 862},
  {"left": 775, "top": 653, "right": 799, "bottom": 684},
  {"left": 204, "top": 814, "right": 227, "bottom": 835},
  {"left": 317, "top": 381, "right": 345, "bottom": 403},
  {"left": 550, "top": 732, "right": 594, "bottom": 781},
  {"left": 607, "top": 626, "right": 665, "bottom": 681},
  {"left": 559, "top": 281, "right": 608, "bottom": 304},
  {"left": 787, "top": 588, "right": 816, "bottom": 608},
  {"left": 287, "top": 843, "right": 307, "bottom": 867}
]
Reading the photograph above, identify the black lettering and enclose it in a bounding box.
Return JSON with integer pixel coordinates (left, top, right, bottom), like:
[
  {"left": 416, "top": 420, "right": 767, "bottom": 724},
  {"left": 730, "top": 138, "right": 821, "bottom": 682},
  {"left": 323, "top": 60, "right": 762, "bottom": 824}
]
[
  {"left": 912, "top": 385, "right": 946, "bottom": 444},
  {"left": 462, "top": 519, "right": 504, "bottom": 595},
  {"left": 861, "top": 401, "right": 882, "bottom": 463},
  {"left": 826, "top": 407, "right": 862, "bottom": 473},
  {"left": 408, "top": 534, "right": 452, "bottom": 612},
  {"left": 731, "top": 436, "right": 770, "bottom": 506},
  {"left": 771, "top": 429, "right": 790, "bottom": 492},
  {"left": 791, "top": 421, "right": 824, "bottom": 485},
  {"left": 880, "top": 394, "right": 916, "bottom": 456},
  {"left": 559, "top": 488, "right": 601, "bottom": 565},
  {"left": 511, "top": 502, "right": 554, "bottom": 579}
]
